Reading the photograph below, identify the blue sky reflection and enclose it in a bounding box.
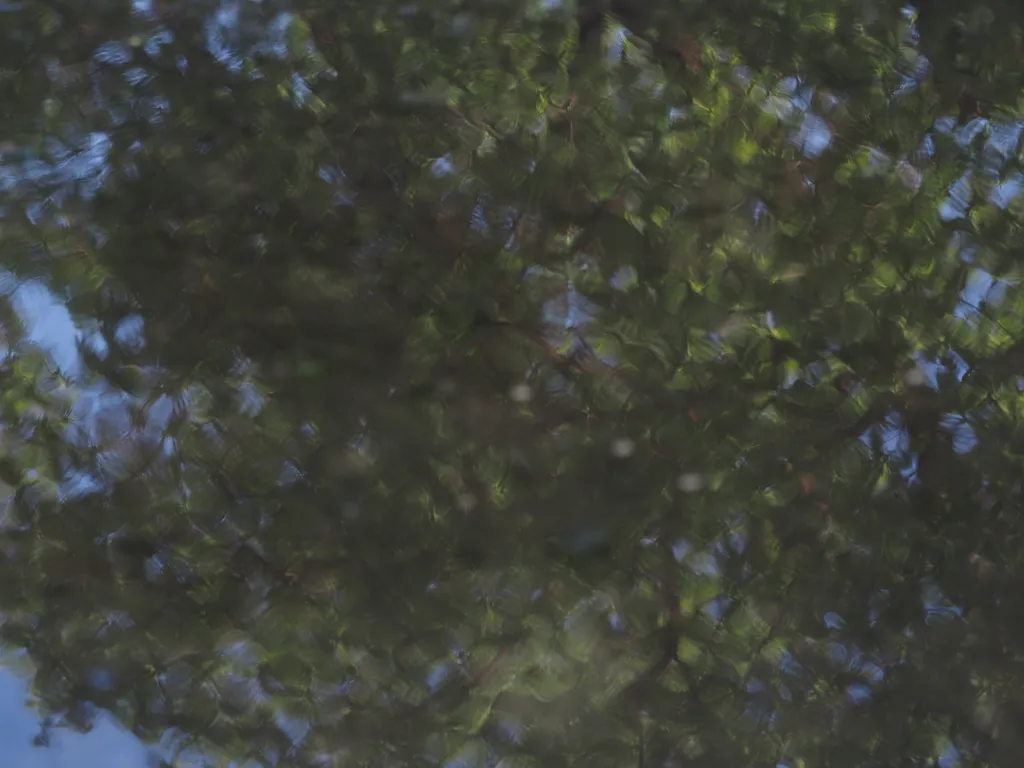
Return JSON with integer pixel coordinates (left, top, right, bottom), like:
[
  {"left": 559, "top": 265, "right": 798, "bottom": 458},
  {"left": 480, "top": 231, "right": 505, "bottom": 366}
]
[{"left": 0, "top": 666, "right": 146, "bottom": 768}]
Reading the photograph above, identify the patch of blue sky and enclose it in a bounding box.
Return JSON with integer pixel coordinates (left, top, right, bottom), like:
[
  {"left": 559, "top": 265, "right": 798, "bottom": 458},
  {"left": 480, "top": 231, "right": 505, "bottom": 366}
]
[
  {"left": 143, "top": 28, "right": 174, "bottom": 58},
  {"left": 207, "top": 2, "right": 244, "bottom": 69},
  {"left": 9, "top": 278, "right": 81, "bottom": 377},
  {"left": 93, "top": 42, "right": 134, "bottom": 66},
  {"left": 892, "top": 72, "right": 920, "bottom": 99},
  {"left": 0, "top": 666, "right": 147, "bottom": 768},
  {"left": 953, "top": 118, "right": 988, "bottom": 149},
  {"left": 431, "top": 155, "right": 456, "bottom": 177},
  {"left": 939, "top": 172, "right": 972, "bottom": 220},
  {"left": 778, "top": 77, "right": 815, "bottom": 112},
  {"left": 954, "top": 267, "right": 995, "bottom": 319},
  {"left": 671, "top": 538, "right": 691, "bottom": 562},
  {"left": 794, "top": 113, "right": 831, "bottom": 158},
  {"left": 876, "top": 413, "right": 906, "bottom": 460},
  {"left": 941, "top": 412, "right": 979, "bottom": 454},
  {"left": 938, "top": 742, "right": 963, "bottom": 768},
  {"left": 824, "top": 611, "right": 845, "bottom": 630},
  {"left": 986, "top": 122, "right": 1022, "bottom": 159},
  {"left": 846, "top": 682, "right": 872, "bottom": 703},
  {"left": 702, "top": 596, "right": 731, "bottom": 622},
  {"left": 923, "top": 580, "right": 963, "bottom": 623},
  {"left": 990, "top": 174, "right": 1022, "bottom": 209},
  {"left": 910, "top": 353, "right": 945, "bottom": 390},
  {"left": 918, "top": 132, "right": 935, "bottom": 157}
]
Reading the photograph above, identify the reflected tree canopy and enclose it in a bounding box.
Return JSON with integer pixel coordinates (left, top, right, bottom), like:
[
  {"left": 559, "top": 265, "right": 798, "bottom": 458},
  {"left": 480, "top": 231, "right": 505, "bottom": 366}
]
[{"left": 2, "top": 0, "right": 1024, "bottom": 765}]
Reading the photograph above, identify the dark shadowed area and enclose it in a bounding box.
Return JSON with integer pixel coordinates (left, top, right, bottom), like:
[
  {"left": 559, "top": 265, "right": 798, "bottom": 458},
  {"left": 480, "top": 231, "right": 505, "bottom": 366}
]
[{"left": 2, "top": 0, "right": 1024, "bottom": 766}]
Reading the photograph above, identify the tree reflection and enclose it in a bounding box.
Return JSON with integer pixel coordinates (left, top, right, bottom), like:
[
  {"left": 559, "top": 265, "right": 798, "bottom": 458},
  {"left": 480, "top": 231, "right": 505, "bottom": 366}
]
[{"left": 1, "top": 0, "right": 1024, "bottom": 766}]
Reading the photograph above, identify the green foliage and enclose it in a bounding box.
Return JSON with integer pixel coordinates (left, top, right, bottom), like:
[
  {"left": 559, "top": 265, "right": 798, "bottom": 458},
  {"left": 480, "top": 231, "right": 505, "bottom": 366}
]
[{"left": 1, "top": 0, "right": 1024, "bottom": 766}]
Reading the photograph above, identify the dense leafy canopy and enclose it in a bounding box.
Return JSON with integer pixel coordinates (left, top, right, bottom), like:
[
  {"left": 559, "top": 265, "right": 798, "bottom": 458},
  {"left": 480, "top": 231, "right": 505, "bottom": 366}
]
[{"left": 2, "top": 0, "right": 1024, "bottom": 765}]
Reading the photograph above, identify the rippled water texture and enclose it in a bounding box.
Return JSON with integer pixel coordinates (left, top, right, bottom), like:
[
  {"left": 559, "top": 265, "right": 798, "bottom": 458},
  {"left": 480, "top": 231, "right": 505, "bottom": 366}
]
[{"left": 3, "top": 1, "right": 1024, "bottom": 766}]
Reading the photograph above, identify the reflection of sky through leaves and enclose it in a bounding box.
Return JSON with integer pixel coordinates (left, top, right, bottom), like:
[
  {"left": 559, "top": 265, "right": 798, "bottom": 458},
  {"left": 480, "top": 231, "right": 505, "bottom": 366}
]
[
  {"left": 0, "top": 666, "right": 146, "bottom": 767},
  {"left": 4, "top": 1, "right": 1024, "bottom": 766}
]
